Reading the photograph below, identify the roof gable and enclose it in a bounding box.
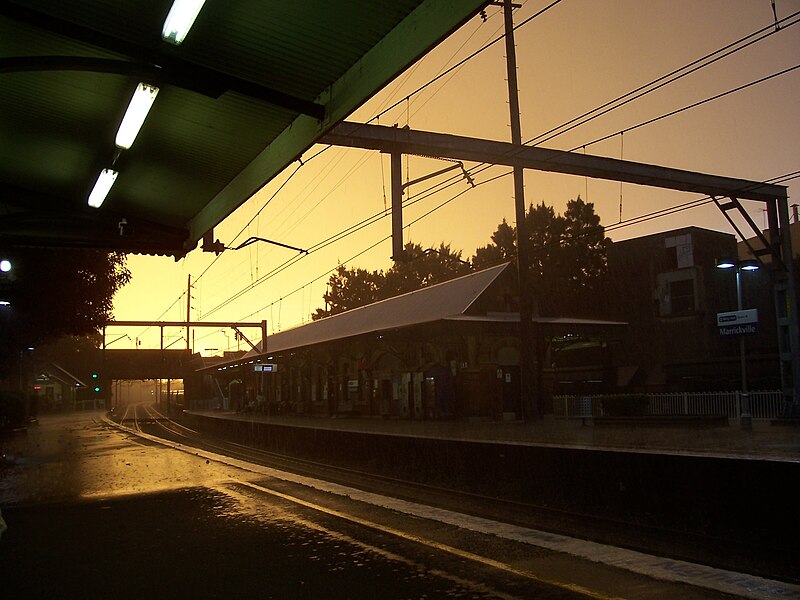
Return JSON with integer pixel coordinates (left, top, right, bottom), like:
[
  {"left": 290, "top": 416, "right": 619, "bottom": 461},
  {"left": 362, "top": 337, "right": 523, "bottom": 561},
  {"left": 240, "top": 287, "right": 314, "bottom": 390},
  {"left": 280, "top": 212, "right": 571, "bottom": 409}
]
[{"left": 260, "top": 262, "right": 511, "bottom": 355}]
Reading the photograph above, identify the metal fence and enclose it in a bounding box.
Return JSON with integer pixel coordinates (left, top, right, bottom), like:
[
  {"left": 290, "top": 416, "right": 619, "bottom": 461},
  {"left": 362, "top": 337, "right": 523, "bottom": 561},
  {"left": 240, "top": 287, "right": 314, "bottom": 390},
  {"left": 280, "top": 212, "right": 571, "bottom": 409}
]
[{"left": 553, "top": 390, "right": 785, "bottom": 420}]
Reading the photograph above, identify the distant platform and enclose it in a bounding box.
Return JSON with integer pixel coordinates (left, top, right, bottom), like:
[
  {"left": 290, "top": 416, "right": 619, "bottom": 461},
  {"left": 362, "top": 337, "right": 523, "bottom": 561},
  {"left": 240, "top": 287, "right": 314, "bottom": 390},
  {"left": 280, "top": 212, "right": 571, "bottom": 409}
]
[{"left": 183, "top": 409, "right": 800, "bottom": 462}]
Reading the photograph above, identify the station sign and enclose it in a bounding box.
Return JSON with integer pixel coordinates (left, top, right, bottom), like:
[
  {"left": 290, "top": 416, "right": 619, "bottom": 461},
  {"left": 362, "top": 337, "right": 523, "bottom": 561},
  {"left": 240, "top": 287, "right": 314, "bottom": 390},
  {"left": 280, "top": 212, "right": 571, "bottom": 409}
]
[
  {"left": 254, "top": 363, "right": 278, "bottom": 373},
  {"left": 717, "top": 309, "right": 758, "bottom": 336}
]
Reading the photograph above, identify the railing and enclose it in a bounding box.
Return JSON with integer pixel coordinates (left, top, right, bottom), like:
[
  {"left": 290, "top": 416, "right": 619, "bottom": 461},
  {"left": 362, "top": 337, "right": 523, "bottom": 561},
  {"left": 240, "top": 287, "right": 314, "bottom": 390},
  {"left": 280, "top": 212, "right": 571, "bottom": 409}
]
[{"left": 553, "top": 390, "right": 785, "bottom": 420}]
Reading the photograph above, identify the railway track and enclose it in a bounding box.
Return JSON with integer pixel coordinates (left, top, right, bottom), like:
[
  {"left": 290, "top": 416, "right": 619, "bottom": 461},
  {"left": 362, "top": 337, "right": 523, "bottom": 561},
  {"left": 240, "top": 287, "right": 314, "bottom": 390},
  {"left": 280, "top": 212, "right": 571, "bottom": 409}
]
[{"left": 111, "top": 403, "right": 797, "bottom": 584}]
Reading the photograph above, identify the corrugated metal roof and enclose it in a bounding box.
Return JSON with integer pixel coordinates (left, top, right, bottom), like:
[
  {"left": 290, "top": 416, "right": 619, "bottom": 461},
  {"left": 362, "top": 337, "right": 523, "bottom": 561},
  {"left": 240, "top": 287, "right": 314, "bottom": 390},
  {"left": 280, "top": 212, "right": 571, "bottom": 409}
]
[
  {"left": 260, "top": 262, "right": 510, "bottom": 356},
  {"left": 206, "top": 263, "right": 628, "bottom": 371},
  {"left": 1, "top": 0, "right": 487, "bottom": 255}
]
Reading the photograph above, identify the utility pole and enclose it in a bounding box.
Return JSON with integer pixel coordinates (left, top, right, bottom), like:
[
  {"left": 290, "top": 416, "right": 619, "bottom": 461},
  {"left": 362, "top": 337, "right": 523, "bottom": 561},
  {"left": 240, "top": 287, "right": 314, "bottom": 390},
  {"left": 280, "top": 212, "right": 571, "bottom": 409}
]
[
  {"left": 186, "top": 274, "right": 191, "bottom": 352},
  {"left": 391, "top": 152, "right": 405, "bottom": 261},
  {"left": 503, "top": 0, "right": 537, "bottom": 419}
]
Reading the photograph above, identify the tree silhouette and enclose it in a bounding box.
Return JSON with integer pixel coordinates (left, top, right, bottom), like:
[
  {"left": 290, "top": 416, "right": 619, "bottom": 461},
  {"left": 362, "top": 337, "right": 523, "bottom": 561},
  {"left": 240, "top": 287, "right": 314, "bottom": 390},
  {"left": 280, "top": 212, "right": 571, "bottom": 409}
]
[
  {"left": 313, "top": 242, "right": 471, "bottom": 320},
  {"left": 1, "top": 249, "right": 130, "bottom": 377},
  {"left": 313, "top": 264, "right": 383, "bottom": 319},
  {"left": 473, "top": 197, "right": 609, "bottom": 317}
]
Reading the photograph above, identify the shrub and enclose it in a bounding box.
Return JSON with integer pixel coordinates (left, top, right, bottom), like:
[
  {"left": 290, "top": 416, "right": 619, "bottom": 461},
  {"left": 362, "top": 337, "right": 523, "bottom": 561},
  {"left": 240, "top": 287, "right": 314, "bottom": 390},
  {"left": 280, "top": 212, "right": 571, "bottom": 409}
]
[{"left": 0, "top": 391, "right": 27, "bottom": 429}]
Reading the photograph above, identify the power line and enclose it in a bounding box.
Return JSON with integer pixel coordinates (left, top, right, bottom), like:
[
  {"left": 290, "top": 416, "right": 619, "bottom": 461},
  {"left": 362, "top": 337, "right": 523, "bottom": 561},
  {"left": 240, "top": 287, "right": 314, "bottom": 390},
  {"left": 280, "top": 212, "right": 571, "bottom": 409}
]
[
  {"left": 524, "top": 9, "right": 800, "bottom": 147},
  {"left": 574, "top": 63, "right": 800, "bottom": 151},
  {"left": 144, "top": 2, "right": 566, "bottom": 324},
  {"left": 185, "top": 5, "right": 797, "bottom": 323},
  {"left": 397, "top": 55, "right": 800, "bottom": 215},
  {"left": 234, "top": 11, "right": 510, "bottom": 279},
  {"left": 604, "top": 170, "right": 800, "bottom": 233},
  {"left": 204, "top": 84, "right": 793, "bottom": 323},
  {"left": 234, "top": 168, "right": 800, "bottom": 329},
  {"left": 369, "top": 0, "right": 565, "bottom": 126},
  {"left": 193, "top": 160, "right": 306, "bottom": 286},
  {"left": 200, "top": 67, "right": 798, "bottom": 320},
  {"left": 349, "top": 13, "right": 800, "bottom": 231}
]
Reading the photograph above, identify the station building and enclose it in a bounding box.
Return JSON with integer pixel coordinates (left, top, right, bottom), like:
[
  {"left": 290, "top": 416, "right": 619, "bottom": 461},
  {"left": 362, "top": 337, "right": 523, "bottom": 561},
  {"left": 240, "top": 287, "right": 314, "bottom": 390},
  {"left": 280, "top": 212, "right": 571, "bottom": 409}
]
[
  {"left": 198, "top": 263, "right": 625, "bottom": 419},
  {"left": 195, "top": 225, "right": 790, "bottom": 418},
  {"left": 605, "top": 226, "right": 781, "bottom": 391}
]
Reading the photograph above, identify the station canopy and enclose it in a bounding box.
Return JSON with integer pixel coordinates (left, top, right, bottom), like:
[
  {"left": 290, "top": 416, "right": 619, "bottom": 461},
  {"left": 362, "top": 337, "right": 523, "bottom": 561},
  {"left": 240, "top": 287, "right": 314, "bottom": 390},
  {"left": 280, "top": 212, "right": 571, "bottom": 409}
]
[{"left": 0, "top": 0, "right": 486, "bottom": 258}]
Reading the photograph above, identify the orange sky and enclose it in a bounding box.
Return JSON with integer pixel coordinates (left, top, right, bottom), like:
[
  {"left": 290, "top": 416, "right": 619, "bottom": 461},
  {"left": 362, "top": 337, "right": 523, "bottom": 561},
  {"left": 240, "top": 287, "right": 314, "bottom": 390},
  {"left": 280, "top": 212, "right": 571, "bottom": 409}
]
[{"left": 112, "top": 0, "right": 800, "bottom": 354}]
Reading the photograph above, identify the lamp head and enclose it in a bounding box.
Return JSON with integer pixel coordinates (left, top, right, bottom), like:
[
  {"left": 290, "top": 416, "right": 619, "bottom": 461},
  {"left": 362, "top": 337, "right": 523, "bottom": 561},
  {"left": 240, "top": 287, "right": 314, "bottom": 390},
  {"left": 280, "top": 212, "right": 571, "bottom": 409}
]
[
  {"left": 715, "top": 258, "right": 737, "bottom": 270},
  {"left": 740, "top": 259, "right": 760, "bottom": 271}
]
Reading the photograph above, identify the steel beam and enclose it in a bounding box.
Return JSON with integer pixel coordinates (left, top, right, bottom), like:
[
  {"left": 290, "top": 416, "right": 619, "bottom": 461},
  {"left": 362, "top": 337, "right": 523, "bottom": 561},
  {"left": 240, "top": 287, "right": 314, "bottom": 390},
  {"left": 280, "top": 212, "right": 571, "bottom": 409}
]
[
  {"left": 322, "top": 120, "right": 798, "bottom": 411},
  {"left": 188, "top": 0, "right": 487, "bottom": 246},
  {"left": 107, "top": 320, "right": 265, "bottom": 328},
  {"left": 321, "top": 122, "right": 787, "bottom": 203}
]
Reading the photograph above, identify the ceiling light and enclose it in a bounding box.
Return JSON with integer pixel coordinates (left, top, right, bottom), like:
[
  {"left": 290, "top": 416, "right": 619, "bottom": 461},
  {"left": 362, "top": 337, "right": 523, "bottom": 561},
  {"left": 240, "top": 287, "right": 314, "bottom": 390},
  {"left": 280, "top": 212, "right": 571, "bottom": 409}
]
[
  {"left": 115, "top": 83, "right": 159, "bottom": 150},
  {"left": 88, "top": 169, "right": 118, "bottom": 208},
  {"left": 162, "top": 0, "right": 207, "bottom": 45},
  {"left": 0, "top": 259, "right": 11, "bottom": 272}
]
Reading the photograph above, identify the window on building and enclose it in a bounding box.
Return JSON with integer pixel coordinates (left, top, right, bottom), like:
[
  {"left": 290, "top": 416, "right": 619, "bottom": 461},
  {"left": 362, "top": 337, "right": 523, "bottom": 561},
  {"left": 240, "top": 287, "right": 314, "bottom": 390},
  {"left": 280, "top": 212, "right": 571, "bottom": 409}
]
[
  {"left": 665, "top": 234, "right": 694, "bottom": 269},
  {"left": 669, "top": 278, "right": 696, "bottom": 314},
  {"left": 656, "top": 269, "right": 699, "bottom": 317}
]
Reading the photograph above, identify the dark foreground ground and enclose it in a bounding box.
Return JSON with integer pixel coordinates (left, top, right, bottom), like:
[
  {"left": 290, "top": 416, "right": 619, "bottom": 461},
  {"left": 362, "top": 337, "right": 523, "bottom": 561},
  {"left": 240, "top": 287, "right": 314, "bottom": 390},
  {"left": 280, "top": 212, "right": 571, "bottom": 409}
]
[{"left": 2, "top": 411, "right": 798, "bottom": 599}]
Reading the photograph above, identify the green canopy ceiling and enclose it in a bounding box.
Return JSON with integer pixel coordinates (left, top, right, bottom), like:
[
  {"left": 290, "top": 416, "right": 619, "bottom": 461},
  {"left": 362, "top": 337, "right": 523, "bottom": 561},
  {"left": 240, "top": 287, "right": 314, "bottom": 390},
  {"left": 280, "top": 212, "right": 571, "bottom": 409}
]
[{"left": 0, "top": 0, "right": 486, "bottom": 257}]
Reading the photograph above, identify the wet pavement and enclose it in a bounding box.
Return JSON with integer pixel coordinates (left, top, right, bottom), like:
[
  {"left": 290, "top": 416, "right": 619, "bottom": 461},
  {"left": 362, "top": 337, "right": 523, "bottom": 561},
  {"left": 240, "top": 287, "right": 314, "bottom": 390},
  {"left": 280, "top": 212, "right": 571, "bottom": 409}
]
[
  {"left": 3, "top": 485, "right": 561, "bottom": 599},
  {"left": 2, "top": 410, "right": 798, "bottom": 599},
  {"left": 1, "top": 412, "right": 576, "bottom": 598}
]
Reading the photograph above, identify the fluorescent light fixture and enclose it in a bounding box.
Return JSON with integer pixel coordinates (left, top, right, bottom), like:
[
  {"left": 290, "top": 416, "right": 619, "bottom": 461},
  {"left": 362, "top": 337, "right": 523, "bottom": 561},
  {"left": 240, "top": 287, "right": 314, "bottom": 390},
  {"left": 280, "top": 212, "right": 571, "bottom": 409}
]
[
  {"left": 0, "top": 300, "right": 10, "bottom": 306},
  {"left": 162, "top": 0, "right": 207, "bottom": 45},
  {"left": 115, "top": 82, "right": 159, "bottom": 150},
  {"left": 88, "top": 169, "right": 119, "bottom": 208}
]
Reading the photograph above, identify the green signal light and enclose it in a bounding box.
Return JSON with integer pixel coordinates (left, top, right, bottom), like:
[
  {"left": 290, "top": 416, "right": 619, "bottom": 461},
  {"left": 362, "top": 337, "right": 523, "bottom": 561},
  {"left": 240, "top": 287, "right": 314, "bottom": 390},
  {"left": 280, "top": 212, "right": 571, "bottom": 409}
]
[{"left": 91, "top": 373, "right": 98, "bottom": 379}]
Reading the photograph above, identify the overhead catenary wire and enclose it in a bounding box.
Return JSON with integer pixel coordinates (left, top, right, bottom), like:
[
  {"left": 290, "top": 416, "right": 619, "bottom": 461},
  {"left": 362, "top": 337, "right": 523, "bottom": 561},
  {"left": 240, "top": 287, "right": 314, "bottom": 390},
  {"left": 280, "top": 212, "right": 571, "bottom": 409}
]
[
  {"left": 306, "top": 10, "right": 800, "bottom": 248},
  {"left": 152, "top": 2, "right": 569, "bottom": 324},
  {"left": 392, "top": 58, "right": 800, "bottom": 215},
  {"left": 524, "top": 9, "right": 800, "bottom": 148},
  {"left": 368, "top": 0, "right": 564, "bottom": 127},
  {"left": 196, "top": 4, "right": 512, "bottom": 281},
  {"left": 176, "top": 4, "right": 797, "bottom": 326},
  {"left": 163, "top": 7, "right": 519, "bottom": 321},
  {"left": 199, "top": 54, "right": 800, "bottom": 320},
  {"left": 571, "top": 62, "right": 800, "bottom": 151},
  {"left": 233, "top": 168, "right": 800, "bottom": 327}
]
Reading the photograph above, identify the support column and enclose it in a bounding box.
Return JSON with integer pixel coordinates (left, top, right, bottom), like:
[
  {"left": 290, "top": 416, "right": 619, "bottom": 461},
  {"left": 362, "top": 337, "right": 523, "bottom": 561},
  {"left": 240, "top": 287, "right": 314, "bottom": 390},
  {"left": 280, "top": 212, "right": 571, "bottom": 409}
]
[
  {"left": 776, "top": 199, "right": 800, "bottom": 412},
  {"left": 390, "top": 152, "right": 404, "bottom": 261},
  {"left": 186, "top": 275, "right": 191, "bottom": 352}
]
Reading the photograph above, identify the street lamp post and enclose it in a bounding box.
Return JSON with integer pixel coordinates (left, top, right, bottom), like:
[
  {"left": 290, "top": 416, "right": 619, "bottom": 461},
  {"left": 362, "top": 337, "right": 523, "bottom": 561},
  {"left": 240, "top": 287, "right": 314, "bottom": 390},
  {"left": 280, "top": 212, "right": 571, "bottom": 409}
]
[{"left": 716, "top": 258, "right": 760, "bottom": 430}]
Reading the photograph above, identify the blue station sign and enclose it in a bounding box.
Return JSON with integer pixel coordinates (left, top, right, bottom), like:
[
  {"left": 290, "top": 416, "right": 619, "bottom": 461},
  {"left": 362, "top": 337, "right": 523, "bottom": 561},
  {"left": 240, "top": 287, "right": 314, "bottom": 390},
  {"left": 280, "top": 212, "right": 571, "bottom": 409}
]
[{"left": 717, "top": 309, "right": 758, "bottom": 336}]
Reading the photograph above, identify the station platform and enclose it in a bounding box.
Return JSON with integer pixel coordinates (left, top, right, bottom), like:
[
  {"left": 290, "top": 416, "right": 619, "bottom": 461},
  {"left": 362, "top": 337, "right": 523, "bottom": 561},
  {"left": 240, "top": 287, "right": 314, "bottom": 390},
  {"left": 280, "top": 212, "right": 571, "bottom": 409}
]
[{"left": 183, "top": 409, "right": 800, "bottom": 461}]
